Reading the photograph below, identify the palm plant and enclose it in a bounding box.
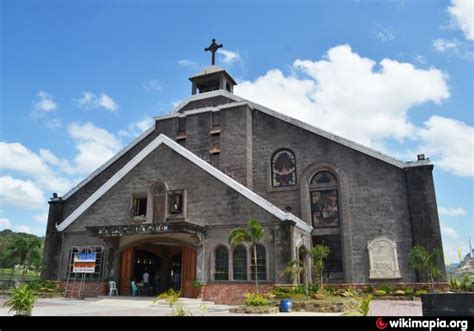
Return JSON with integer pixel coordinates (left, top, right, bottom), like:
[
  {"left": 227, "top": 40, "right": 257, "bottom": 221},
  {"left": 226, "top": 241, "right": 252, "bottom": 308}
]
[
  {"left": 310, "top": 244, "right": 330, "bottom": 290},
  {"left": 3, "top": 284, "right": 36, "bottom": 316},
  {"left": 228, "top": 219, "right": 264, "bottom": 294}
]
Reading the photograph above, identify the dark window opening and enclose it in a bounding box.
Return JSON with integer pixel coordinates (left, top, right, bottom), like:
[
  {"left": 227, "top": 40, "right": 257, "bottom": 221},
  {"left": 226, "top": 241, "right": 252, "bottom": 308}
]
[
  {"left": 132, "top": 197, "right": 147, "bottom": 217},
  {"left": 215, "top": 246, "right": 229, "bottom": 280},
  {"left": 250, "top": 245, "right": 266, "bottom": 281},
  {"left": 233, "top": 246, "right": 247, "bottom": 281},
  {"left": 312, "top": 235, "right": 343, "bottom": 280}
]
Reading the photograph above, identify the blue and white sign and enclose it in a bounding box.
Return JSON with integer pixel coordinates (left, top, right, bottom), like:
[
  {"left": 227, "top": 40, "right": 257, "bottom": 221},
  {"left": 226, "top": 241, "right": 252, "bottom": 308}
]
[{"left": 74, "top": 253, "right": 97, "bottom": 263}]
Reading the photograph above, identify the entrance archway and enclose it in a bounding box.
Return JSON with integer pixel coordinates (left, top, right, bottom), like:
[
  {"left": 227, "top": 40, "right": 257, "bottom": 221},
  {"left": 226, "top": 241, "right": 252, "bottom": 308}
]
[{"left": 119, "top": 242, "right": 197, "bottom": 297}]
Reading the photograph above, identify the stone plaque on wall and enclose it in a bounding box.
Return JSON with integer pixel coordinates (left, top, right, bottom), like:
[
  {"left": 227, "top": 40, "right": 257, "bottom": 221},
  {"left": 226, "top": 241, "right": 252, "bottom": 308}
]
[{"left": 367, "top": 236, "right": 401, "bottom": 279}]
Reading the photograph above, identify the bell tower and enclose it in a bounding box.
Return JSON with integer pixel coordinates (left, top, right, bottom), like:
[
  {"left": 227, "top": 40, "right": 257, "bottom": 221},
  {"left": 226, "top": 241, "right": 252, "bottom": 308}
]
[{"left": 189, "top": 39, "right": 237, "bottom": 95}]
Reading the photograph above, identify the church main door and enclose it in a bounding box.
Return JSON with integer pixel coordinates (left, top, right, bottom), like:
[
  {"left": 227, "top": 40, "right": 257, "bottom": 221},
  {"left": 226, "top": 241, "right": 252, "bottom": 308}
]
[{"left": 118, "top": 243, "right": 197, "bottom": 297}]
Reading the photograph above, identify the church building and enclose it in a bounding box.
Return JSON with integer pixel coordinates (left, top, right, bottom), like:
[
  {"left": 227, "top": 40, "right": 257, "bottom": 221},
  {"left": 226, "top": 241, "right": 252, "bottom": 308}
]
[{"left": 42, "top": 40, "right": 445, "bottom": 304}]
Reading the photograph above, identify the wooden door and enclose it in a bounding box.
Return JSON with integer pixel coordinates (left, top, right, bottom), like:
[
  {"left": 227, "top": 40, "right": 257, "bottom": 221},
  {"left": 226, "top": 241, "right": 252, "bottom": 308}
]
[
  {"left": 181, "top": 246, "right": 198, "bottom": 298},
  {"left": 119, "top": 248, "right": 134, "bottom": 295}
]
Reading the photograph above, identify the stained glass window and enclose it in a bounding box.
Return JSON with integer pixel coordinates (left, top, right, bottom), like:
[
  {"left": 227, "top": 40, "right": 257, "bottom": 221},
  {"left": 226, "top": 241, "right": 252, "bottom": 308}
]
[
  {"left": 271, "top": 149, "right": 296, "bottom": 187},
  {"left": 310, "top": 171, "right": 340, "bottom": 228}
]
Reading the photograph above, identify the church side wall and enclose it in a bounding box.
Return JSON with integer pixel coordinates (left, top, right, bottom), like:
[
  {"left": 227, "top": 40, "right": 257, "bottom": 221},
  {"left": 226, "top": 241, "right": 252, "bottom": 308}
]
[{"left": 251, "top": 110, "right": 417, "bottom": 283}]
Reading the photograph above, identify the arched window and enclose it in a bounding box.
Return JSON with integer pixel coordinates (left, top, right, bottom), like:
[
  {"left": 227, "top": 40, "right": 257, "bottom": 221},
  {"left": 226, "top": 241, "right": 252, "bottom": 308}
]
[
  {"left": 310, "top": 171, "right": 339, "bottom": 228},
  {"left": 271, "top": 149, "right": 296, "bottom": 187},
  {"left": 232, "top": 246, "right": 247, "bottom": 281},
  {"left": 214, "top": 246, "right": 229, "bottom": 280},
  {"left": 250, "top": 245, "right": 266, "bottom": 281},
  {"left": 310, "top": 170, "right": 344, "bottom": 279}
]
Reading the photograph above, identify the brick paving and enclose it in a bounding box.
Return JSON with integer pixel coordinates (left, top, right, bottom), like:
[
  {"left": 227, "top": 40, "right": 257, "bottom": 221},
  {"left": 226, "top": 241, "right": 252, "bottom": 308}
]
[{"left": 369, "top": 300, "right": 422, "bottom": 316}]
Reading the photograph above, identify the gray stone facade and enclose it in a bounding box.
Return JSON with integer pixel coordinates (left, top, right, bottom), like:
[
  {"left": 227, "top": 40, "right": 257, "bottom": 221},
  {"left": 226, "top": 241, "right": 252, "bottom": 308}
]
[{"left": 42, "top": 66, "right": 445, "bottom": 294}]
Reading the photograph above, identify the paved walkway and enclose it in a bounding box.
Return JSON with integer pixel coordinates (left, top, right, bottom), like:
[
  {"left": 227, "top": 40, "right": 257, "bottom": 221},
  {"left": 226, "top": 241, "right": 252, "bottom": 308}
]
[
  {"left": 0, "top": 296, "right": 341, "bottom": 316},
  {"left": 0, "top": 296, "right": 422, "bottom": 316},
  {"left": 369, "top": 300, "right": 422, "bottom": 316}
]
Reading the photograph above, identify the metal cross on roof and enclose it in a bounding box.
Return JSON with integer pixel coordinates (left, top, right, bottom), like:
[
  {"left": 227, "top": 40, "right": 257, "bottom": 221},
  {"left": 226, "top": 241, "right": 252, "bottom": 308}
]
[{"left": 204, "top": 38, "right": 223, "bottom": 65}]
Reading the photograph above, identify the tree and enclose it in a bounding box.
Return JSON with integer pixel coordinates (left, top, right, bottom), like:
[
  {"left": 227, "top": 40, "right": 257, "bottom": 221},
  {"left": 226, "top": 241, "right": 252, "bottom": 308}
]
[
  {"left": 228, "top": 219, "right": 264, "bottom": 294},
  {"left": 310, "top": 244, "right": 330, "bottom": 290},
  {"left": 409, "top": 245, "right": 443, "bottom": 292},
  {"left": 6, "top": 235, "right": 42, "bottom": 277}
]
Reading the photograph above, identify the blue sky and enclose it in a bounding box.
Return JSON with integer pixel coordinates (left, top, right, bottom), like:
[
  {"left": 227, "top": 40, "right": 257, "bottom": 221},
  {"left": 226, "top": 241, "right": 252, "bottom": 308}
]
[{"left": 1, "top": 0, "right": 472, "bottom": 263}]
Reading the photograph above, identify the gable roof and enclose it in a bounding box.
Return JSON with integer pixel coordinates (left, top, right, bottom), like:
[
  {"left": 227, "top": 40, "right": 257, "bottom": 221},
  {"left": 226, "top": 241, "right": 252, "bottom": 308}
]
[
  {"left": 56, "top": 134, "right": 312, "bottom": 233},
  {"left": 168, "top": 89, "right": 430, "bottom": 169}
]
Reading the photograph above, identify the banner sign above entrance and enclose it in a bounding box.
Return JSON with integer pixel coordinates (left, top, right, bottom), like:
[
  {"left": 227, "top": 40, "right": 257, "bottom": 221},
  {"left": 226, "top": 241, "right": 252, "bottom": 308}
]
[{"left": 86, "top": 222, "right": 206, "bottom": 238}]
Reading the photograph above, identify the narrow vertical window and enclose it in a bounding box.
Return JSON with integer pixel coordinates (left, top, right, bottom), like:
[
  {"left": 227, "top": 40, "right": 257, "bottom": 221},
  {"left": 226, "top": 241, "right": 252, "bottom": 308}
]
[
  {"left": 214, "top": 246, "right": 229, "bottom": 280},
  {"left": 250, "top": 245, "right": 266, "bottom": 281},
  {"left": 232, "top": 246, "right": 247, "bottom": 281}
]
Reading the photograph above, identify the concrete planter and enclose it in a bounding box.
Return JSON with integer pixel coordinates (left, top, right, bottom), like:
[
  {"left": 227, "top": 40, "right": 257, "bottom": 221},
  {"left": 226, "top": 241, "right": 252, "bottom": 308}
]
[{"left": 421, "top": 293, "right": 474, "bottom": 316}]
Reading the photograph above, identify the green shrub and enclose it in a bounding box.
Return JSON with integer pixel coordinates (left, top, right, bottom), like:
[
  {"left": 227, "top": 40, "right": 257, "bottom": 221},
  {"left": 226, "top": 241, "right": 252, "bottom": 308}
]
[
  {"left": 394, "top": 290, "right": 405, "bottom": 296},
  {"left": 344, "top": 293, "right": 372, "bottom": 316},
  {"left": 27, "top": 280, "right": 58, "bottom": 292},
  {"left": 360, "top": 295, "right": 372, "bottom": 316},
  {"left": 461, "top": 274, "right": 472, "bottom": 291},
  {"left": 374, "top": 290, "right": 387, "bottom": 296},
  {"left": 449, "top": 278, "right": 461, "bottom": 290},
  {"left": 155, "top": 288, "right": 181, "bottom": 307},
  {"left": 404, "top": 287, "right": 415, "bottom": 295},
  {"left": 272, "top": 284, "right": 320, "bottom": 299},
  {"left": 379, "top": 285, "right": 394, "bottom": 295},
  {"left": 244, "top": 292, "right": 270, "bottom": 306},
  {"left": 171, "top": 304, "right": 192, "bottom": 316},
  {"left": 364, "top": 286, "right": 374, "bottom": 294},
  {"left": 3, "top": 284, "right": 36, "bottom": 316},
  {"left": 415, "top": 290, "right": 428, "bottom": 296},
  {"left": 323, "top": 285, "right": 338, "bottom": 295}
]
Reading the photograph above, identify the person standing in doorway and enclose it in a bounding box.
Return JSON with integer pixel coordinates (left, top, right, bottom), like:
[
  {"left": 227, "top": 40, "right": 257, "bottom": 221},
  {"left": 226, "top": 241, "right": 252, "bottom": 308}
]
[{"left": 142, "top": 268, "right": 150, "bottom": 295}]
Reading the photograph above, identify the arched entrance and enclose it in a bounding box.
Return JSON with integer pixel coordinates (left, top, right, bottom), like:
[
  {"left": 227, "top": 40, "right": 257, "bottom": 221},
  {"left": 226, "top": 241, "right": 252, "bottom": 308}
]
[{"left": 119, "top": 242, "right": 197, "bottom": 297}]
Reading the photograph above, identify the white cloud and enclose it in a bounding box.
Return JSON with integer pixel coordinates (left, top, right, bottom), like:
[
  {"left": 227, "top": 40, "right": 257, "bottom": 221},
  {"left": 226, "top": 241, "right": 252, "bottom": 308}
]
[
  {"left": 68, "top": 122, "right": 122, "bottom": 174},
  {"left": 433, "top": 38, "right": 460, "bottom": 52},
  {"left": 0, "top": 218, "right": 11, "bottom": 230},
  {"left": 375, "top": 29, "right": 395, "bottom": 42},
  {"left": 448, "top": 0, "right": 474, "bottom": 41},
  {"left": 143, "top": 80, "right": 162, "bottom": 92},
  {"left": 118, "top": 116, "right": 154, "bottom": 138},
  {"left": 217, "top": 49, "right": 241, "bottom": 64},
  {"left": 74, "top": 92, "right": 118, "bottom": 112},
  {"left": 418, "top": 116, "right": 474, "bottom": 177},
  {"left": 33, "top": 91, "right": 57, "bottom": 112},
  {"left": 14, "top": 224, "right": 45, "bottom": 237},
  {"left": 236, "top": 44, "right": 449, "bottom": 148},
  {"left": 0, "top": 142, "right": 73, "bottom": 193},
  {"left": 441, "top": 223, "right": 460, "bottom": 239},
  {"left": 0, "top": 176, "right": 45, "bottom": 209},
  {"left": 439, "top": 207, "right": 467, "bottom": 217},
  {"left": 34, "top": 213, "right": 48, "bottom": 225},
  {"left": 177, "top": 59, "right": 197, "bottom": 67},
  {"left": 433, "top": 38, "right": 474, "bottom": 61}
]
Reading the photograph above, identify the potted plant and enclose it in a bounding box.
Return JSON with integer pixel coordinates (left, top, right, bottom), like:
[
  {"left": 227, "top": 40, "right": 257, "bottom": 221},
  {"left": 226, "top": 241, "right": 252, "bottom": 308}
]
[{"left": 3, "top": 284, "right": 36, "bottom": 316}]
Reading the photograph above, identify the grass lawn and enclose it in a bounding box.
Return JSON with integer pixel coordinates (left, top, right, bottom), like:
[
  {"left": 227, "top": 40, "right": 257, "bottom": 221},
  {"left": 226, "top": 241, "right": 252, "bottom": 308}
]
[{"left": 0, "top": 268, "right": 40, "bottom": 279}]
